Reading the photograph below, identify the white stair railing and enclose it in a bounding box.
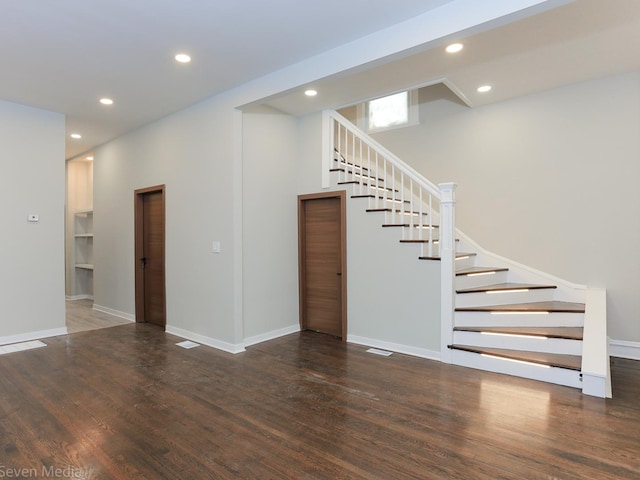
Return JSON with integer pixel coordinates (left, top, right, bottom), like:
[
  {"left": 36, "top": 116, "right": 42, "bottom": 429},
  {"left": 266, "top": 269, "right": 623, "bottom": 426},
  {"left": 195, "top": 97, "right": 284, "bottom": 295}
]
[{"left": 323, "top": 110, "right": 457, "bottom": 362}]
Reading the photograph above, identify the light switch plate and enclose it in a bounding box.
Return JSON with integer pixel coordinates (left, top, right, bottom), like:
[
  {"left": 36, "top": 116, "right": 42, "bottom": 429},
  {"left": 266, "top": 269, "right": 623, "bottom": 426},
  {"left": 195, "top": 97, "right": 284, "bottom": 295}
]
[
  {"left": 27, "top": 214, "right": 39, "bottom": 223},
  {"left": 211, "top": 241, "right": 221, "bottom": 253}
]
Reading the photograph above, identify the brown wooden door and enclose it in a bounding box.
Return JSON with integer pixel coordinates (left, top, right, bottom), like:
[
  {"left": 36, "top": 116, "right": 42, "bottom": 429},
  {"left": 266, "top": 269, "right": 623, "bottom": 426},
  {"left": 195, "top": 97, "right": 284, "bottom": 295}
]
[
  {"left": 298, "top": 191, "right": 346, "bottom": 339},
  {"left": 135, "top": 186, "right": 166, "bottom": 328}
]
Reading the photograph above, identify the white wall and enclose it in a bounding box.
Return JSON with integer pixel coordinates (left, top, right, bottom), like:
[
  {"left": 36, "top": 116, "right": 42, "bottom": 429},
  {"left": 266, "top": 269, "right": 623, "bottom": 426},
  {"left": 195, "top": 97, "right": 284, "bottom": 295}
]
[
  {"left": 94, "top": 96, "right": 240, "bottom": 345},
  {"left": 346, "top": 200, "right": 441, "bottom": 356},
  {"left": 0, "top": 100, "right": 66, "bottom": 341},
  {"left": 89, "top": 0, "right": 560, "bottom": 351},
  {"left": 372, "top": 72, "right": 640, "bottom": 343},
  {"left": 242, "top": 107, "right": 300, "bottom": 340}
]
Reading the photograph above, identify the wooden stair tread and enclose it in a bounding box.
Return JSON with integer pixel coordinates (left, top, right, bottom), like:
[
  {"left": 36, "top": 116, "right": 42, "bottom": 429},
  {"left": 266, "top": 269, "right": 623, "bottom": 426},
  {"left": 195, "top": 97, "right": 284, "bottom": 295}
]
[
  {"left": 449, "top": 345, "right": 582, "bottom": 371},
  {"left": 382, "top": 224, "right": 439, "bottom": 228},
  {"left": 456, "top": 301, "right": 586, "bottom": 313},
  {"left": 330, "top": 168, "right": 383, "bottom": 181},
  {"left": 338, "top": 180, "right": 398, "bottom": 192},
  {"left": 351, "top": 195, "right": 410, "bottom": 204},
  {"left": 333, "top": 151, "right": 370, "bottom": 171},
  {"left": 456, "top": 266, "right": 508, "bottom": 276},
  {"left": 366, "top": 208, "right": 427, "bottom": 216},
  {"left": 420, "top": 252, "right": 476, "bottom": 261},
  {"left": 399, "top": 239, "right": 459, "bottom": 243},
  {"left": 453, "top": 326, "right": 583, "bottom": 340},
  {"left": 457, "top": 282, "right": 558, "bottom": 294},
  {"left": 335, "top": 162, "right": 370, "bottom": 172}
]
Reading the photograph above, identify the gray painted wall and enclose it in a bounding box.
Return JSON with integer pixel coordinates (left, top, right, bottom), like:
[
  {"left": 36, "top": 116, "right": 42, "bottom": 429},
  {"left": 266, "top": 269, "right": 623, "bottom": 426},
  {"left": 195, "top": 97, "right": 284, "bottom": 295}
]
[
  {"left": 0, "top": 100, "right": 65, "bottom": 339},
  {"left": 346, "top": 199, "right": 441, "bottom": 354},
  {"left": 242, "top": 107, "right": 300, "bottom": 339},
  {"left": 94, "top": 97, "right": 239, "bottom": 344}
]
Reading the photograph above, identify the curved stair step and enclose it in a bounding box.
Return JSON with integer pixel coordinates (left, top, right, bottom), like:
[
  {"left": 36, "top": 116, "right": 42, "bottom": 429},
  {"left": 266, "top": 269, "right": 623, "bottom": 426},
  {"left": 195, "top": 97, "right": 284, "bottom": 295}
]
[
  {"left": 456, "top": 301, "right": 585, "bottom": 313},
  {"left": 448, "top": 344, "right": 581, "bottom": 371},
  {"left": 420, "top": 252, "right": 476, "bottom": 261},
  {"left": 457, "top": 283, "right": 557, "bottom": 294},
  {"left": 456, "top": 266, "right": 508, "bottom": 276},
  {"left": 453, "top": 326, "right": 583, "bottom": 340}
]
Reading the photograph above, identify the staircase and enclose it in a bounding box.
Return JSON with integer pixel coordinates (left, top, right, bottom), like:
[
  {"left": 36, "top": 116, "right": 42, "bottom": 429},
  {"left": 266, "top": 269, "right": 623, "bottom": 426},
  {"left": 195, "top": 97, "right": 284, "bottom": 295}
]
[{"left": 324, "top": 109, "right": 611, "bottom": 397}]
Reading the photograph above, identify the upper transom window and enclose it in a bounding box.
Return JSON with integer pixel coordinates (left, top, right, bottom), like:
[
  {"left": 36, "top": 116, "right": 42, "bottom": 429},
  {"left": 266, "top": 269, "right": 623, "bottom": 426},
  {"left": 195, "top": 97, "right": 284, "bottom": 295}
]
[{"left": 364, "top": 90, "right": 418, "bottom": 133}]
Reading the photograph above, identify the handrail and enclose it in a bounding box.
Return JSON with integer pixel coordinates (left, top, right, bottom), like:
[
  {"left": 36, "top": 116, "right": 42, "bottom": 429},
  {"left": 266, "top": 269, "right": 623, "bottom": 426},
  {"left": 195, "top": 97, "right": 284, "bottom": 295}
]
[
  {"left": 325, "top": 110, "right": 442, "bottom": 199},
  {"left": 323, "top": 109, "right": 456, "bottom": 362}
]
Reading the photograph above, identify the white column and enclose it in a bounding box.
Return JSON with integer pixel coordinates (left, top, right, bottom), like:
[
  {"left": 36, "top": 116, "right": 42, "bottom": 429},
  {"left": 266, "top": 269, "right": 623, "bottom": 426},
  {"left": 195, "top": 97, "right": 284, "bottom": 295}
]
[{"left": 438, "top": 182, "right": 457, "bottom": 363}]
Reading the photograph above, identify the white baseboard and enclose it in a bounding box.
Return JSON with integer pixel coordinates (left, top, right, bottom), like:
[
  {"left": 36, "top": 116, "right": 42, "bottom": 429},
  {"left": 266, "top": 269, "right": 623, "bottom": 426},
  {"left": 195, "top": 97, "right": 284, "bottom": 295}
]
[
  {"left": 166, "top": 325, "right": 245, "bottom": 354},
  {"left": 610, "top": 339, "right": 640, "bottom": 360},
  {"left": 243, "top": 324, "right": 300, "bottom": 348},
  {"left": 347, "top": 335, "right": 440, "bottom": 361},
  {"left": 66, "top": 294, "right": 93, "bottom": 301},
  {"left": 0, "top": 327, "right": 68, "bottom": 346},
  {"left": 92, "top": 304, "right": 135, "bottom": 322}
]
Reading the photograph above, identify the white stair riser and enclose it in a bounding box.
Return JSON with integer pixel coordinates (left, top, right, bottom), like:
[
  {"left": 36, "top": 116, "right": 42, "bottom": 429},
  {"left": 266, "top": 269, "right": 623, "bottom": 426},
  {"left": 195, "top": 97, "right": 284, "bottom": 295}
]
[
  {"left": 452, "top": 331, "right": 583, "bottom": 355},
  {"left": 454, "top": 256, "right": 476, "bottom": 270},
  {"left": 455, "top": 311, "right": 584, "bottom": 327},
  {"left": 455, "top": 270, "right": 508, "bottom": 289},
  {"left": 451, "top": 349, "right": 582, "bottom": 389},
  {"left": 455, "top": 288, "right": 555, "bottom": 307}
]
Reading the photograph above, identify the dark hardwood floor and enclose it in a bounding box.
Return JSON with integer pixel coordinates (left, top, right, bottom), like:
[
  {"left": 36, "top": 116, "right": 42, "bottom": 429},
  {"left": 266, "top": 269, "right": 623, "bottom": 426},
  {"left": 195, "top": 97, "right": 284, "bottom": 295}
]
[{"left": 0, "top": 325, "right": 638, "bottom": 479}]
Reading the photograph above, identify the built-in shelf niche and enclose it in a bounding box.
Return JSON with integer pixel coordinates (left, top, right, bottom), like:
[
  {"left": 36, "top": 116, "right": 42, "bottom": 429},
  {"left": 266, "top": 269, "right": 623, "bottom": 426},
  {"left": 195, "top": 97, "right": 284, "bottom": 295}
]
[{"left": 66, "top": 158, "right": 94, "bottom": 300}]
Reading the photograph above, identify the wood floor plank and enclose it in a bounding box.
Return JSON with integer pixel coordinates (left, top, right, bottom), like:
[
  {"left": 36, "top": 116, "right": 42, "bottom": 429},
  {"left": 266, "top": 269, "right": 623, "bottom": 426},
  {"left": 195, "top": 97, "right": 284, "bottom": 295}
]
[
  {"left": 0, "top": 313, "right": 638, "bottom": 479},
  {"left": 66, "top": 298, "right": 131, "bottom": 333}
]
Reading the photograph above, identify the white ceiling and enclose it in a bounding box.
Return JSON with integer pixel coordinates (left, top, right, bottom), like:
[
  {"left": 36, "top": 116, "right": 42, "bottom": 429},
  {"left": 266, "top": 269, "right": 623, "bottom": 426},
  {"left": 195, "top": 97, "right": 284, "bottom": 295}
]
[
  {"left": 259, "top": 0, "right": 640, "bottom": 115},
  {"left": 0, "top": 0, "right": 452, "bottom": 159},
  {"left": 0, "top": 0, "right": 638, "bottom": 160}
]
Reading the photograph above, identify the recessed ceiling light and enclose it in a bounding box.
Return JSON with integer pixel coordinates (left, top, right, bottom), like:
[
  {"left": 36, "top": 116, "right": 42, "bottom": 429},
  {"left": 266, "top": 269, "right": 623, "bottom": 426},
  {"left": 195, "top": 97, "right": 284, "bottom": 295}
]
[
  {"left": 70, "top": 133, "right": 82, "bottom": 139},
  {"left": 99, "top": 98, "right": 114, "bottom": 105},
  {"left": 445, "top": 43, "right": 464, "bottom": 53},
  {"left": 86, "top": 156, "right": 94, "bottom": 161},
  {"left": 304, "top": 89, "right": 318, "bottom": 97},
  {"left": 175, "top": 53, "right": 191, "bottom": 63},
  {"left": 477, "top": 85, "right": 492, "bottom": 93}
]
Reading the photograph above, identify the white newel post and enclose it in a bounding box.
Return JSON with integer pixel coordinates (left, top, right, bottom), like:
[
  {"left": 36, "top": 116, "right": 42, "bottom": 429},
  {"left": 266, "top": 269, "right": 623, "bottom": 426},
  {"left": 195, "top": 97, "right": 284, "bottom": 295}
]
[{"left": 439, "top": 182, "right": 457, "bottom": 363}]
